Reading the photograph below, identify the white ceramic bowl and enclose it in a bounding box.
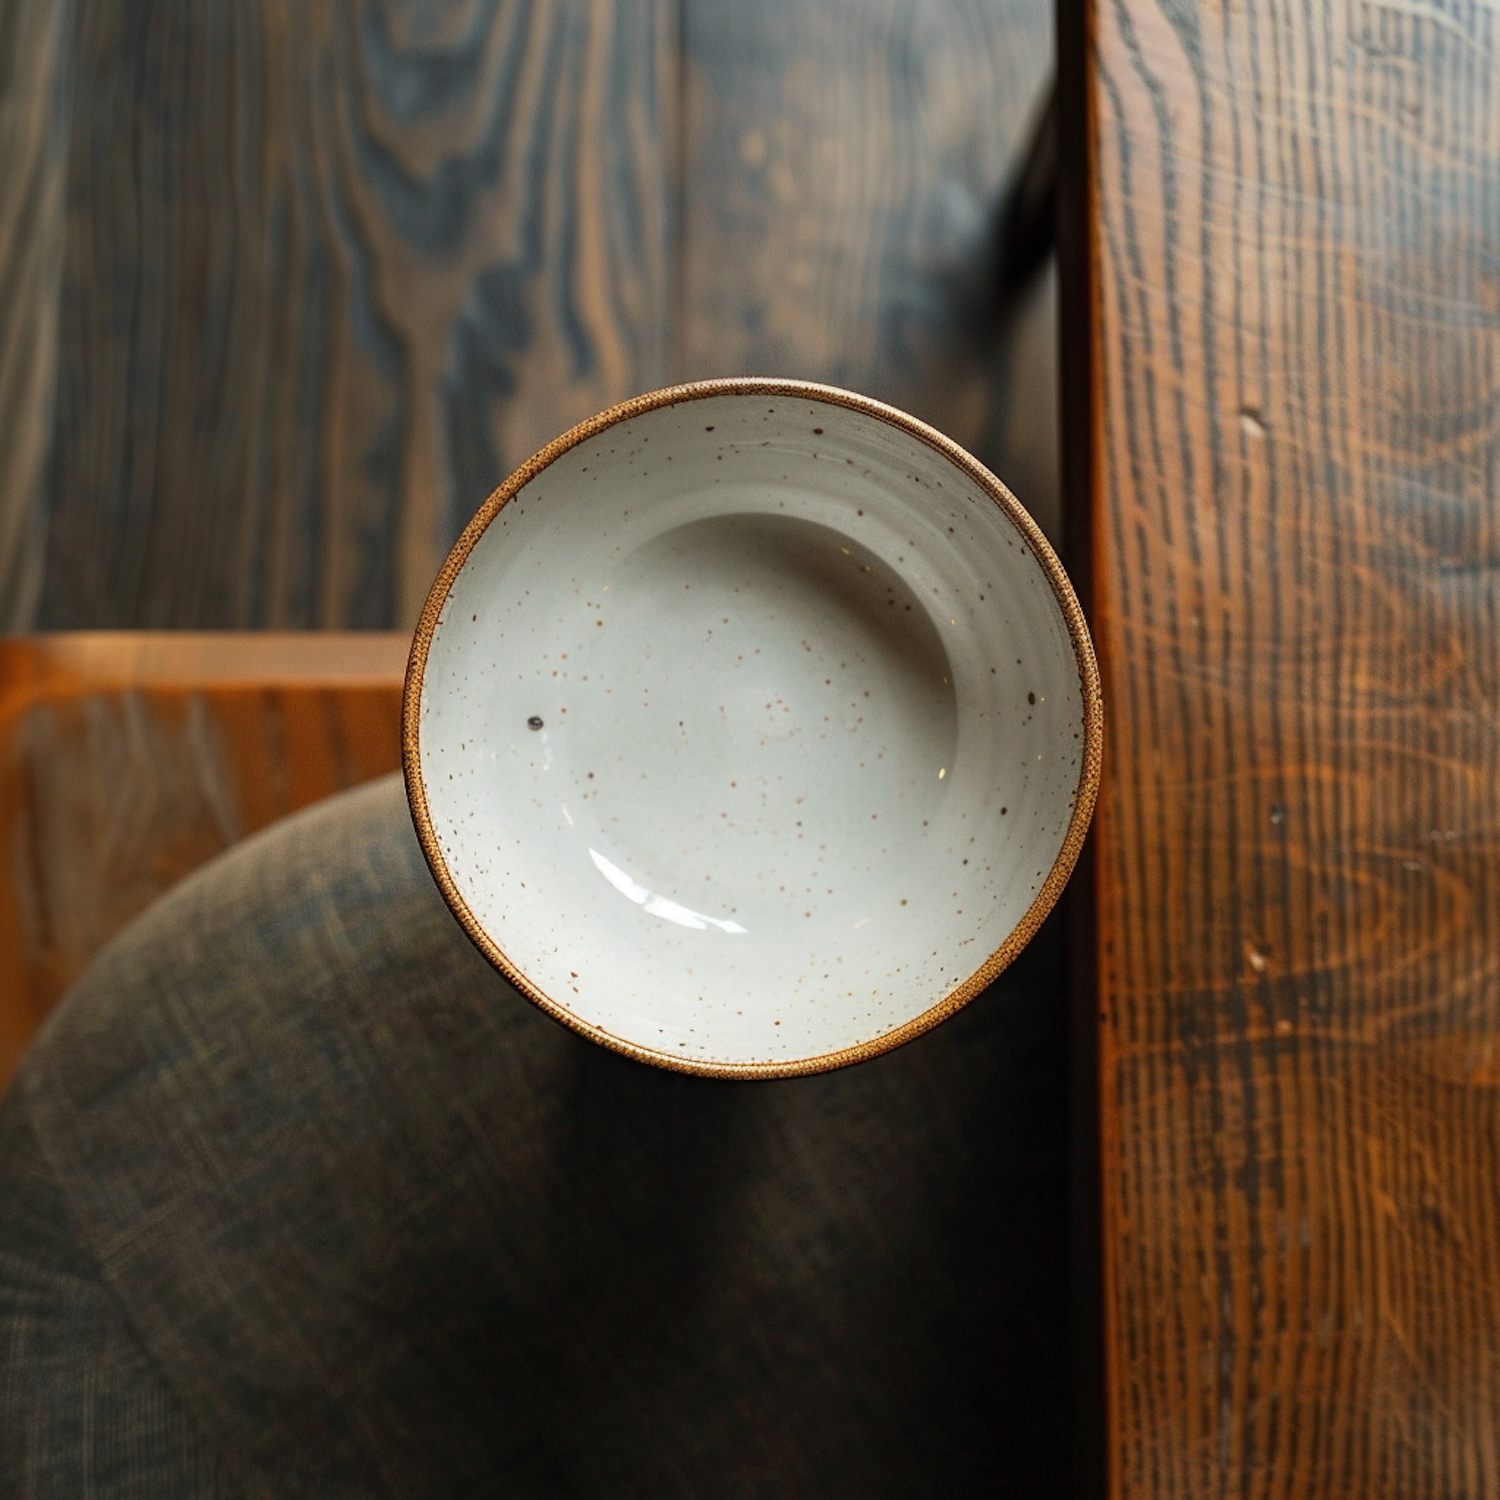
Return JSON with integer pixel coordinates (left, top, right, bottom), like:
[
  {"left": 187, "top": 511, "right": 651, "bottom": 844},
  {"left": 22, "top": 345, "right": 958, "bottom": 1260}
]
[{"left": 405, "top": 379, "right": 1101, "bottom": 1077}]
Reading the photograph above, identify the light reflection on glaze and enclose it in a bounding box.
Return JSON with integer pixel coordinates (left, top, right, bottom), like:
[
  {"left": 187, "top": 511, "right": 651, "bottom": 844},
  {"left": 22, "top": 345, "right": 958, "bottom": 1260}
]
[{"left": 589, "top": 847, "right": 749, "bottom": 934}]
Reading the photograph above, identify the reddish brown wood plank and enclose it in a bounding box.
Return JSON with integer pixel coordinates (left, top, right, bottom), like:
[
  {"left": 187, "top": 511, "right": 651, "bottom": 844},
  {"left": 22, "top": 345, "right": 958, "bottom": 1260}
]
[
  {"left": 1073, "top": 0, "right": 1500, "bottom": 1493},
  {"left": 0, "top": 633, "right": 407, "bottom": 1090}
]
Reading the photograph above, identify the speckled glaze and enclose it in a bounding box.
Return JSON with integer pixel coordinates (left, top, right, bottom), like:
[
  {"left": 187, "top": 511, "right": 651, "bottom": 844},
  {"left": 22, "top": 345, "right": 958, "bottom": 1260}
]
[{"left": 405, "top": 379, "right": 1101, "bottom": 1077}]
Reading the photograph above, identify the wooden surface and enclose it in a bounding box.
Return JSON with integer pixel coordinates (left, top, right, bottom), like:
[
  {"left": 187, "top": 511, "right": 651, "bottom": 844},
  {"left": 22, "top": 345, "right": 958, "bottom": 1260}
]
[
  {"left": 0, "top": 633, "right": 406, "bottom": 1091},
  {"left": 7, "top": 0, "right": 1053, "bottom": 631},
  {"left": 1073, "top": 0, "right": 1500, "bottom": 1493},
  {"left": 0, "top": 0, "right": 66, "bottom": 631},
  {"left": 42, "top": 0, "right": 677, "bottom": 629}
]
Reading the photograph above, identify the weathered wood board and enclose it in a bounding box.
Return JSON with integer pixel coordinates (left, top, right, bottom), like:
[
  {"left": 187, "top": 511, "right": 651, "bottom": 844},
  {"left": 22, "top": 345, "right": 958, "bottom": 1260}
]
[
  {"left": 0, "top": 0, "right": 67, "bottom": 632},
  {"left": 2, "top": 0, "right": 1053, "bottom": 629},
  {"left": 39, "top": 0, "right": 678, "bottom": 628},
  {"left": 1071, "top": 0, "right": 1500, "bottom": 1492}
]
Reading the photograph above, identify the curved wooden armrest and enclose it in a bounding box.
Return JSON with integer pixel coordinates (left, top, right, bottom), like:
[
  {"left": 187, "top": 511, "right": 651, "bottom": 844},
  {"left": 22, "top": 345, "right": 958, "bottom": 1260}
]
[{"left": 0, "top": 633, "right": 408, "bottom": 1090}]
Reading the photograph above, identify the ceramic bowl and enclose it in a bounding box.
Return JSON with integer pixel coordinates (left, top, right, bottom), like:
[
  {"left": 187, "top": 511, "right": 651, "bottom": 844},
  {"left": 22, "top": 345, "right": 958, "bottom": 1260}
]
[{"left": 404, "top": 379, "right": 1101, "bottom": 1077}]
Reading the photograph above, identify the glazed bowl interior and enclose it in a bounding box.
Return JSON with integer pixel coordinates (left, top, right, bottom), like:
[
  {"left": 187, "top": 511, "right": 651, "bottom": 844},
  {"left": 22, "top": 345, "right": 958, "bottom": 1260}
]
[{"left": 407, "top": 381, "right": 1099, "bottom": 1076}]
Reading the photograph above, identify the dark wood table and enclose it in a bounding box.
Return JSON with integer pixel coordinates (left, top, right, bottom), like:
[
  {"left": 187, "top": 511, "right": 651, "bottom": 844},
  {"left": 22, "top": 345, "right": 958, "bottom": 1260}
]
[
  {"left": 0, "top": 6, "right": 1077, "bottom": 1486},
  {"left": 1062, "top": 0, "right": 1500, "bottom": 1492},
  {"left": 5, "top": 0, "right": 1054, "bottom": 631}
]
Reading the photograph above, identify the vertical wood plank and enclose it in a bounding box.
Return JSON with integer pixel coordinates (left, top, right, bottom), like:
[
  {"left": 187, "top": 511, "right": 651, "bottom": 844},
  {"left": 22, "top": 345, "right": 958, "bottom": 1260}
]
[
  {"left": 0, "top": 0, "right": 70, "bottom": 631},
  {"left": 679, "top": 0, "right": 1053, "bottom": 464},
  {"left": 1078, "top": 0, "right": 1500, "bottom": 1492},
  {"left": 40, "top": 0, "right": 678, "bottom": 629},
  {"left": 30, "top": 0, "right": 1059, "bottom": 627}
]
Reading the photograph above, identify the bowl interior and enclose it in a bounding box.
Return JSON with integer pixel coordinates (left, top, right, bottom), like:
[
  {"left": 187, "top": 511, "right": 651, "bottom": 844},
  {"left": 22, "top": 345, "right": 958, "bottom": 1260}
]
[{"left": 412, "top": 386, "right": 1094, "bottom": 1074}]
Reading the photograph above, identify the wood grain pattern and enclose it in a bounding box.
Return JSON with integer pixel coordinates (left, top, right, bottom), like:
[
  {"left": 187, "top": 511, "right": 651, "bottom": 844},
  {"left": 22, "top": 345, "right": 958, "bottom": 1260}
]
[
  {"left": 0, "top": 633, "right": 406, "bottom": 1091},
  {"left": 678, "top": 0, "right": 1052, "bottom": 449},
  {"left": 40, "top": 0, "right": 678, "bottom": 628},
  {"left": 1074, "top": 0, "right": 1500, "bottom": 1491},
  {"left": 0, "top": 0, "right": 69, "bottom": 631},
  {"left": 22, "top": 0, "right": 1053, "bottom": 629}
]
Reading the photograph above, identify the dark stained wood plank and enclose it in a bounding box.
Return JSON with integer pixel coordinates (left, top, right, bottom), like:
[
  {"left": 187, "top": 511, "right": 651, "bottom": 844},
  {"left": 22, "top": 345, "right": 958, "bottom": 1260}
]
[
  {"left": 39, "top": 0, "right": 678, "bottom": 629},
  {"left": 24, "top": 0, "right": 1056, "bottom": 628},
  {"left": 1070, "top": 0, "right": 1500, "bottom": 1492},
  {"left": 679, "top": 0, "right": 1055, "bottom": 507},
  {"left": 0, "top": 0, "right": 68, "bottom": 631},
  {"left": 0, "top": 633, "right": 407, "bottom": 1091}
]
